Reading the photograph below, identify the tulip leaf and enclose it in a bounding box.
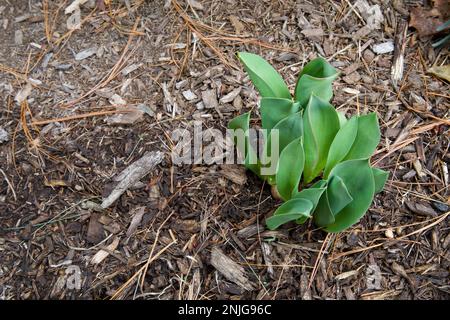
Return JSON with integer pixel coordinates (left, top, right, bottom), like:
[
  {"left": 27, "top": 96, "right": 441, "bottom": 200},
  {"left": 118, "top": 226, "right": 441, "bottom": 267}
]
[
  {"left": 324, "top": 159, "right": 375, "bottom": 233},
  {"left": 302, "top": 95, "right": 340, "bottom": 183},
  {"left": 293, "top": 180, "right": 327, "bottom": 209},
  {"left": 337, "top": 111, "right": 348, "bottom": 128},
  {"left": 314, "top": 191, "right": 335, "bottom": 227},
  {"left": 294, "top": 57, "right": 339, "bottom": 107},
  {"left": 314, "top": 176, "right": 353, "bottom": 228},
  {"left": 372, "top": 167, "right": 389, "bottom": 193},
  {"left": 343, "top": 113, "right": 380, "bottom": 161},
  {"left": 266, "top": 198, "right": 313, "bottom": 230},
  {"left": 238, "top": 52, "right": 291, "bottom": 99},
  {"left": 323, "top": 116, "right": 358, "bottom": 178},
  {"left": 266, "top": 112, "right": 303, "bottom": 157},
  {"left": 260, "top": 98, "right": 300, "bottom": 131},
  {"left": 262, "top": 112, "right": 303, "bottom": 182},
  {"left": 276, "top": 138, "right": 305, "bottom": 201},
  {"left": 228, "top": 112, "right": 260, "bottom": 176},
  {"left": 293, "top": 180, "right": 327, "bottom": 224},
  {"left": 326, "top": 176, "right": 353, "bottom": 214}
]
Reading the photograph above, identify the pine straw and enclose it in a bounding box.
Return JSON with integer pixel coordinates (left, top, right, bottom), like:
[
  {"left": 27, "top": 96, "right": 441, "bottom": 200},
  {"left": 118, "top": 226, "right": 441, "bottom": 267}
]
[
  {"left": 331, "top": 211, "right": 450, "bottom": 261},
  {"left": 171, "top": 0, "right": 296, "bottom": 70}
]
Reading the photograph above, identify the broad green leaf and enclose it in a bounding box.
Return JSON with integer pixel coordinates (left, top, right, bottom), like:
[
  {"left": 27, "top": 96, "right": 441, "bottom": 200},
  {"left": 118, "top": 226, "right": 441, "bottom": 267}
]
[
  {"left": 326, "top": 176, "right": 353, "bottom": 214},
  {"left": 337, "top": 111, "right": 348, "bottom": 128},
  {"left": 314, "top": 177, "right": 352, "bottom": 228},
  {"left": 276, "top": 138, "right": 305, "bottom": 201},
  {"left": 372, "top": 167, "right": 389, "bottom": 193},
  {"left": 293, "top": 180, "right": 327, "bottom": 210},
  {"left": 313, "top": 191, "right": 335, "bottom": 227},
  {"left": 260, "top": 98, "right": 299, "bottom": 131},
  {"left": 323, "top": 116, "right": 358, "bottom": 178},
  {"left": 261, "top": 112, "right": 303, "bottom": 182},
  {"left": 294, "top": 57, "right": 339, "bottom": 107},
  {"left": 266, "top": 198, "right": 313, "bottom": 230},
  {"left": 302, "top": 95, "right": 340, "bottom": 183},
  {"left": 237, "top": 52, "right": 291, "bottom": 99},
  {"left": 228, "top": 112, "right": 260, "bottom": 176},
  {"left": 265, "top": 112, "right": 303, "bottom": 157},
  {"left": 324, "top": 159, "right": 375, "bottom": 233},
  {"left": 343, "top": 113, "right": 380, "bottom": 161}
]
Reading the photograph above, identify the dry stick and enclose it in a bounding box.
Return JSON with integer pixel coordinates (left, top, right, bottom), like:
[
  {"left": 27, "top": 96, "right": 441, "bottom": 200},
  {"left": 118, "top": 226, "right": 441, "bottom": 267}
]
[
  {"left": 110, "top": 239, "right": 176, "bottom": 300},
  {"left": 139, "top": 212, "right": 176, "bottom": 290},
  {"left": 31, "top": 109, "right": 134, "bottom": 126},
  {"left": 43, "top": 0, "right": 51, "bottom": 44},
  {"left": 173, "top": 0, "right": 236, "bottom": 69},
  {"left": 0, "top": 169, "right": 17, "bottom": 202},
  {"left": 307, "top": 233, "right": 332, "bottom": 290},
  {"left": 373, "top": 120, "right": 446, "bottom": 166},
  {"left": 331, "top": 211, "right": 450, "bottom": 261},
  {"left": 0, "top": 64, "right": 28, "bottom": 81}
]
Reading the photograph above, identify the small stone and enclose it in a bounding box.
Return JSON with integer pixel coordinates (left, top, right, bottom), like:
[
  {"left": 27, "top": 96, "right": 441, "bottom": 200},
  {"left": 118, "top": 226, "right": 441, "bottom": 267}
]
[{"left": 182, "top": 90, "right": 197, "bottom": 101}]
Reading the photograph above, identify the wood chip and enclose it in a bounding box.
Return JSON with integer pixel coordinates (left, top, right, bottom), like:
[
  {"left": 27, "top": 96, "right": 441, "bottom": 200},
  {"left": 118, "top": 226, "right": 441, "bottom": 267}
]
[
  {"left": 91, "top": 236, "right": 120, "bottom": 264},
  {"left": 335, "top": 270, "right": 359, "bottom": 281},
  {"left": 229, "top": 15, "right": 245, "bottom": 34},
  {"left": 373, "top": 41, "right": 394, "bottom": 54},
  {"left": 15, "top": 82, "right": 32, "bottom": 103},
  {"left": 201, "top": 89, "right": 219, "bottom": 109},
  {"left": 220, "top": 165, "right": 247, "bottom": 185},
  {"left": 86, "top": 213, "right": 104, "bottom": 244},
  {"left": 220, "top": 87, "right": 241, "bottom": 104},
  {"left": 301, "top": 28, "right": 324, "bottom": 38},
  {"left": 75, "top": 47, "right": 97, "bottom": 61},
  {"left": 101, "top": 151, "right": 164, "bottom": 208},
  {"left": 405, "top": 201, "right": 437, "bottom": 217},
  {"left": 126, "top": 207, "right": 146, "bottom": 237},
  {"left": 210, "top": 247, "right": 255, "bottom": 291}
]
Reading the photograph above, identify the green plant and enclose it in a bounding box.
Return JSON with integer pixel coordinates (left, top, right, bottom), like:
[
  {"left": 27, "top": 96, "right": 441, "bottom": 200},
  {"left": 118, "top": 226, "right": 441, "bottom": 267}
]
[{"left": 228, "top": 52, "right": 388, "bottom": 233}]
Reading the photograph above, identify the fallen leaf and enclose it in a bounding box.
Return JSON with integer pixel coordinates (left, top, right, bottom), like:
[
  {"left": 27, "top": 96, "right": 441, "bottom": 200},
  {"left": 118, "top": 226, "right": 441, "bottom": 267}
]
[{"left": 427, "top": 64, "right": 450, "bottom": 82}]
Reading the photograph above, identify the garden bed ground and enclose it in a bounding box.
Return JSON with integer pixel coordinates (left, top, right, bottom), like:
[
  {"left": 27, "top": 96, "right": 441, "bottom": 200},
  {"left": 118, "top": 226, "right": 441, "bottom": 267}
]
[{"left": 0, "top": 0, "right": 449, "bottom": 300}]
